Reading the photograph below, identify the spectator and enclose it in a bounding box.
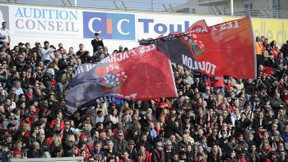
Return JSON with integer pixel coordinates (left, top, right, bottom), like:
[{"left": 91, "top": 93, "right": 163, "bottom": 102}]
[
  {"left": 93, "top": 142, "right": 104, "bottom": 161},
  {"left": 255, "top": 36, "right": 263, "bottom": 66},
  {"left": 127, "top": 140, "right": 137, "bottom": 160},
  {"left": 50, "top": 110, "right": 64, "bottom": 130},
  {"left": 28, "top": 141, "right": 43, "bottom": 158},
  {"left": 76, "top": 44, "right": 85, "bottom": 56},
  {"left": 27, "top": 127, "right": 40, "bottom": 148},
  {"left": 0, "top": 22, "right": 10, "bottom": 48},
  {"left": 104, "top": 140, "right": 117, "bottom": 160},
  {"left": 119, "top": 150, "right": 133, "bottom": 162},
  {"left": 91, "top": 33, "right": 104, "bottom": 54},
  {"left": 40, "top": 41, "right": 55, "bottom": 66},
  {"left": 207, "top": 144, "right": 222, "bottom": 162},
  {"left": 164, "top": 114, "right": 183, "bottom": 138},
  {"left": 164, "top": 140, "right": 173, "bottom": 161},
  {"left": 113, "top": 130, "right": 129, "bottom": 157},
  {"left": 3, "top": 112, "right": 18, "bottom": 130},
  {"left": 152, "top": 142, "right": 165, "bottom": 162}
]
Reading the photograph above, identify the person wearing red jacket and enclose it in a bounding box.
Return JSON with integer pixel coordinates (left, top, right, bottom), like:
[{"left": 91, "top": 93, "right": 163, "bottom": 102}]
[
  {"left": 79, "top": 135, "right": 94, "bottom": 155},
  {"left": 50, "top": 110, "right": 64, "bottom": 130}
]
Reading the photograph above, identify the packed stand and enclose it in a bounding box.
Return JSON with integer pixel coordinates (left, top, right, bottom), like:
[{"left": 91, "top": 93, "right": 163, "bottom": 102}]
[{"left": 1, "top": 21, "right": 288, "bottom": 161}]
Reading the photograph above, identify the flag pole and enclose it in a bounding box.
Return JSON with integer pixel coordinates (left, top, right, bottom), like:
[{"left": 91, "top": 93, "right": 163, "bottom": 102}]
[{"left": 230, "top": 0, "right": 234, "bottom": 16}]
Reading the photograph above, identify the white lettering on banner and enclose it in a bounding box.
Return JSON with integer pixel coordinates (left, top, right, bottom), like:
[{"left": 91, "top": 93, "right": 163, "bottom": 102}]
[
  {"left": 182, "top": 55, "right": 216, "bottom": 75},
  {"left": 139, "top": 44, "right": 156, "bottom": 53},
  {"left": 220, "top": 21, "right": 239, "bottom": 30},
  {"left": 116, "top": 53, "right": 122, "bottom": 61},
  {"left": 87, "top": 64, "right": 97, "bottom": 71},
  {"left": 95, "top": 96, "right": 114, "bottom": 104},
  {"left": 117, "top": 19, "right": 130, "bottom": 35},
  {"left": 106, "top": 65, "right": 120, "bottom": 72},
  {"left": 74, "top": 64, "right": 97, "bottom": 76},
  {"left": 75, "top": 66, "right": 84, "bottom": 76},
  {"left": 123, "top": 52, "right": 129, "bottom": 59},
  {"left": 187, "top": 21, "right": 239, "bottom": 34},
  {"left": 116, "top": 93, "right": 137, "bottom": 100},
  {"left": 88, "top": 17, "right": 102, "bottom": 33},
  {"left": 95, "top": 95, "right": 136, "bottom": 103},
  {"left": 101, "top": 44, "right": 156, "bottom": 63},
  {"left": 130, "top": 50, "right": 137, "bottom": 56}
]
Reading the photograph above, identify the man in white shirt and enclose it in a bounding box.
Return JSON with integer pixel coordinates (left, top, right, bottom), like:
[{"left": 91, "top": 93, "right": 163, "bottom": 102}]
[
  {"left": 14, "top": 81, "right": 24, "bottom": 96},
  {"left": 0, "top": 22, "right": 10, "bottom": 48},
  {"left": 40, "top": 41, "right": 55, "bottom": 65},
  {"left": 230, "top": 108, "right": 241, "bottom": 127},
  {"left": 95, "top": 110, "right": 104, "bottom": 123}
]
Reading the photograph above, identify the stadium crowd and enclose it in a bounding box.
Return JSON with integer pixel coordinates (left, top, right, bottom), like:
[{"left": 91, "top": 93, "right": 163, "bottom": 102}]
[{"left": 1, "top": 20, "right": 288, "bottom": 162}]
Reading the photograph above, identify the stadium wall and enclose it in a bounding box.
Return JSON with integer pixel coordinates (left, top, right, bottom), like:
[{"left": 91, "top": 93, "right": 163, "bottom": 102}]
[{"left": 0, "top": 3, "right": 287, "bottom": 52}]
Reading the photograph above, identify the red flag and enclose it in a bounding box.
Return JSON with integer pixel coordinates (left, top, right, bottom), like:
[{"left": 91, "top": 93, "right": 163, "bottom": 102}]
[
  {"left": 262, "top": 67, "right": 276, "bottom": 77},
  {"left": 184, "top": 17, "right": 255, "bottom": 78},
  {"left": 157, "top": 17, "right": 256, "bottom": 79},
  {"left": 66, "top": 45, "right": 177, "bottom": 111},
  {"left": 97, "top": 44, "right": 177, "bottom": 100}
]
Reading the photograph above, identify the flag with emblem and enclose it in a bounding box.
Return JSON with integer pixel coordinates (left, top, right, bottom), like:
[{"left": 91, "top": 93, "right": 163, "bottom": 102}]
[
  {"left": 102, "top": 71, "right": 127, "bottom": 91},
  {"left": 155, "top": 17, "right": 256, "bottom": 79},
  {"left": 65, "top": 45, "right": 177, "bottom": 113}
]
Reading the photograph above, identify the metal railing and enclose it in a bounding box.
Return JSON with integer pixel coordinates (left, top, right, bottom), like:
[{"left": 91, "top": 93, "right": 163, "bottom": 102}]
[
  {"left": 210, "top": 7, "right": 288, "bottom": 18},
  {"left": 199, "top": 0, "right": 227, "bottom": 4}
]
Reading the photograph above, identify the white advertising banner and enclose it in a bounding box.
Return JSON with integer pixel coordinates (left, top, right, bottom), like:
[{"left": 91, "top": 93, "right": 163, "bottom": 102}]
[{"left": 8, "top": 5, "right": 83, "bottom": 38}]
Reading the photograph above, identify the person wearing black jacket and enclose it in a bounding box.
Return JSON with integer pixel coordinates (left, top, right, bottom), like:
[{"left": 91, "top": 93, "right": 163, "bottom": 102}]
[
  {"left": 178, "top": 134, "right": 192, "bottom": 151},
  {"left": 235, "top": 112, "right": 252, "bottom": 136},
  {"left": 207, "top": 129, "right": 219, "bottom": 148},
  {"left": 244, "top": 79, "right": 255, "bottom": 97},
  {"left": 247, "top": 144, "right": 260, "bottom": 162},
  {"left": 225, "top": 150, "right": 238, "bottom": 162},
  {"left": 164, "top": 115, "right": 183, "bottom": 138},
  {"left": 207, "top": 144, "right": 222, "bottom": 162},
  {"left": 91, "top": 33, "right": 104, "bottom": 54},
  {"left": 28, "top": 141, "right": 43, "bottom": 158},
  {"left": 253, "top": 111, "right": 268, "bottom": 130},
  {"left": 270, "top": 92, "right": 285, "bottom": 114}
]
